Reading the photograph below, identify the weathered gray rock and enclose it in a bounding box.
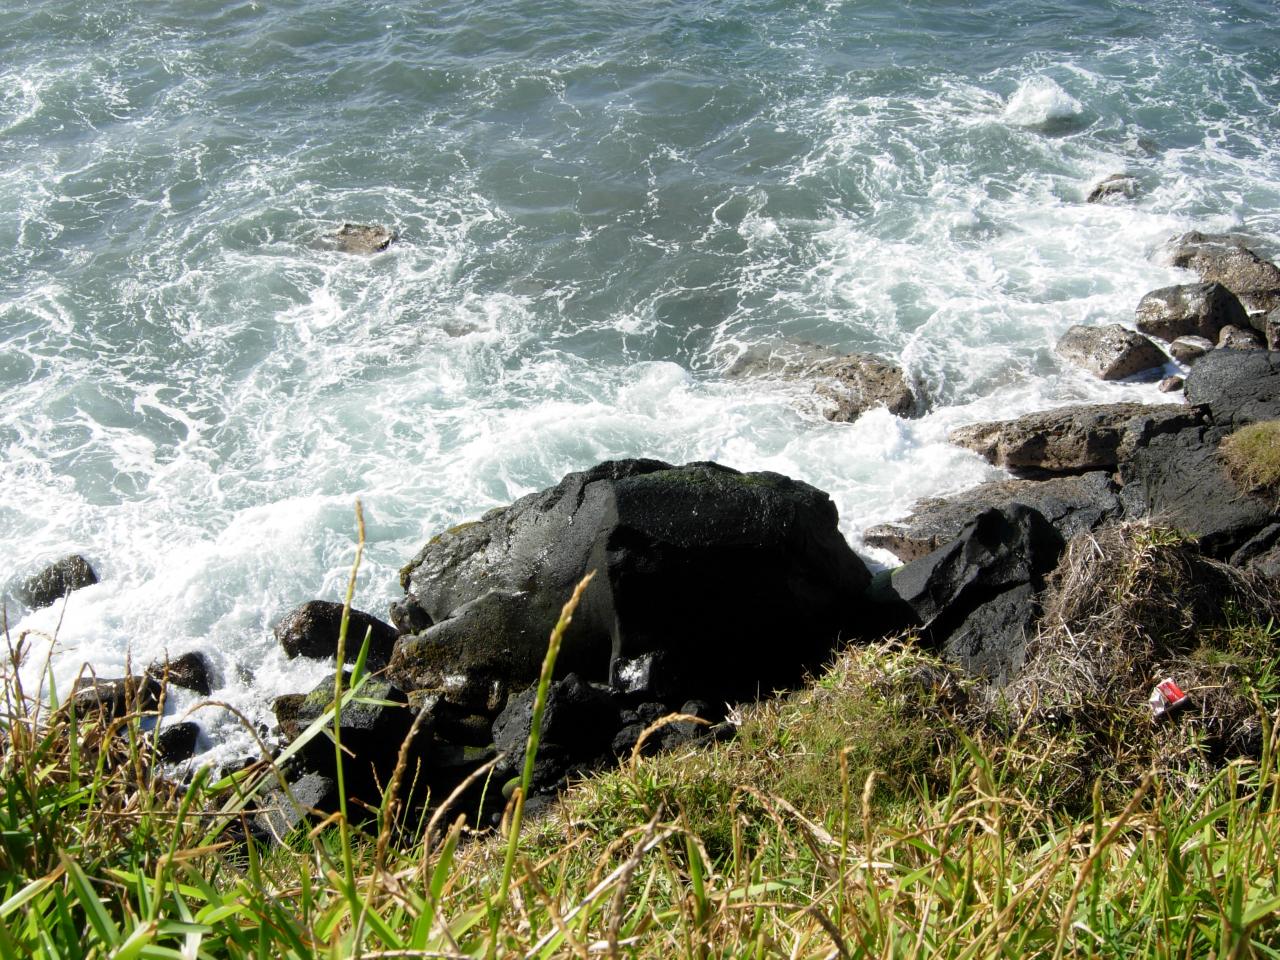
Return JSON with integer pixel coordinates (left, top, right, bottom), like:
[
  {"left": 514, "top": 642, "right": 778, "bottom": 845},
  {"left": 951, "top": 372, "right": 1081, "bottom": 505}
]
[
  {"left": 17, "top": 554, "right": 98, "bottom": 609},
  {"left": 389, "top": 460, "right": 870, "bottom": 713},
  {"left": 1055, "top": 324, "right": 1166, "bottom": 380},
  {"left": 863, "top": 472, "right": 1121, "bottom": 562},
  {"left": 1217, "top": 325, "right": 1264, "bottom": 350},
  {"left": 147, "top": 651, "right": 214, "bottom": 697},
  {"left": 949, "top": 402, "right": 1177, "bottom": 476},
  {"left": 1086, "top": 174, "right": 1138, "bottom": 203},
  {"left": 1158, "top": 376, "right": 1185, "bottom": 393},
  {"left": 1169, "top": 336, "right": 1215, "bottom": 364},
  {"left": 274, "top": 600, "right": 398, "bottom": 670},
  {"left": 1184, "top": 349, "right": 1280, "bottom": 428},
  {"left": 328, "top": 223, "right": 396, "bottom": 254},
  {"left": 253, "top": 772, "right": 339, "bottom": 843},
  {"left": 1118, "top": 409, "right": 1276, "bottom": 557},
  {"left": 1135, "top": 282, "right": 1249, "bottom": 343},
  {"left": 1169, "top": 231, "right": 1280, "bottom": 315},
  {"left": 725, "top": 340, "right": 843, "bottom": 379},
  {"left": 812, "top": 353, "right": 918, "bottom": 421},
  {"left": 887, "top": 505, "right": 1066, "bottom": 683}
]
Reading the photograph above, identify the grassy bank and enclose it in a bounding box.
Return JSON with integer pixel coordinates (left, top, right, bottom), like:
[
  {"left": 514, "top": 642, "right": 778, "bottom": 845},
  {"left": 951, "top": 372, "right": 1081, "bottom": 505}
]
[{"left": 3, "top": 522, "right": 1280, "bottom": 958}]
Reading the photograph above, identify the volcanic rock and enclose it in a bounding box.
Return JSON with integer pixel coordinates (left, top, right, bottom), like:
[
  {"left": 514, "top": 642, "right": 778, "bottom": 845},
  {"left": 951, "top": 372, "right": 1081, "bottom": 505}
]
[
  {"left": 812, "top": 353, "right": 918, "bottom": 421},
  {"left": 948, "top": 402, "right": 1178, "bottom": 476},
  {"left": 155, "top": 722, "right": 200, "bottom": 764},
  {"left": 1086, "top": 174, "right": 1138, "bottom": 203},
  {"left": 1055, "top": 324, "right": 1166, "bottom": 380},
  {"left": 1169, "top": 336, "right": 1214, "bottom": 364},
  {"left": 147, "top": 651, "right": 214, "bottom": 697},
  {"left": 274, "top": 600, "right": 398, "bottom": 670},
  {"left": 863, "top": 472, "right": 1121, "bottom": 563},
  {"left": 328, "top": 223, "right": 396, "bottom": 254},
  {"left": 1184, "top": 349, "right": 1280, "bottom": 428},
  {"left": 71, "top": 674, "right": 161, "bottom": 720},
  {"left": 1168, "top": 231, "right": 1280, "bottom": 315},
  {"left": 1217, "top": 325, "right": 1263, "bottom": 350},
  {"left": 17, "top": 554, "right": 98, "bottom": 609},
  {"left": 1158, "top": 376, "right": 1185, "bottom": 393},
  {"left": 887, "top": 505, "right": 1066, "bottom": 683},
  {"left": 1135, "top": 282, "right": 1249, "bottom": 343},
  {"left": 389, "top": 460, "right": 870, "bottom": 713}
]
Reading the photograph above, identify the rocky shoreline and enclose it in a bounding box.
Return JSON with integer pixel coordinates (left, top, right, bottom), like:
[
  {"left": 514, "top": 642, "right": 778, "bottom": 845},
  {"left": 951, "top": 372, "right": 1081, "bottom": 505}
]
[{"left": 20, "top": 228, "right": 1280, "bottom": 840}]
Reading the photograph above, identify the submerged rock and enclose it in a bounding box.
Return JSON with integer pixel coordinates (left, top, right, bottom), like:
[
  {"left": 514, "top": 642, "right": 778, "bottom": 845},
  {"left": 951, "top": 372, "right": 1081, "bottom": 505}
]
[
  {"left": 1168, "top": 231, "right": 1280, "bottom": 315},
  {"left": 389, "top": 459, "right": 870, "bottom": 713},
  {"left": 727, "top": 340, "right": 918, "bottom": 422},
  {"left": 17, "top": 554, "right": 98, "bottom": 610},
  {"left": 812, "top": 353, "right": 918, "bottom": 421},
  {"left": 1055, "top": 323, "right": 1166, "bottom": 381},
  {"left": 327, "top": 222, "right": 396, "bottom": 254},
  {"left": 1086, "top": 174, "right": 1138, "bottom": 203},
  {"left": 1135, "top": 282, "right": 1249, "bottom": 343}
]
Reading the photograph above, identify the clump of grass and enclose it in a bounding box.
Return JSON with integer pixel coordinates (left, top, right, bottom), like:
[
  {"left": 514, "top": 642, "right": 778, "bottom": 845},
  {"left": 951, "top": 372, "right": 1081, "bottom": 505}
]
[
  {"left": 995, "top": 520, "right": 1280, "bottom": 804},
  {"left": 1221, "top": 419, "right": 1280, "bottom": 502}
]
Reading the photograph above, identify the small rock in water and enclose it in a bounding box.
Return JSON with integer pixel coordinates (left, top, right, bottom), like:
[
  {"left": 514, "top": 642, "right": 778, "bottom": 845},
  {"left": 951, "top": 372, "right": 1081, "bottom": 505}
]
[
  {"left": 1169, "top": 336, "right": 1215, "bottom": 364},
  {"left": 156, "top": 722, "right": 200, "bottom": 763},
  {"left": 327, "top": 223, "right": 396, "bottom": 254},
  {"left": 1158, "top": 376, "right": 1185, "bottom": 393},
  {"left": 17, "top": 554, "right": 98, "bottom": 609},
  {"left": 147, "top": 651, "right": 214, "bottom": 697},
  {"left": 1086, "top": 174, "right": 1138, "bottom": 203}
]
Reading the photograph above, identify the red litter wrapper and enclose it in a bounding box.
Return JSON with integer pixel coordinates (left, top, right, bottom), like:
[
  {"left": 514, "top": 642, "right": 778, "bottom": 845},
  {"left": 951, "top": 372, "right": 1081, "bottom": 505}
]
[{"left": 1149, "top": 678, "right": 1189, "bottom": 718}]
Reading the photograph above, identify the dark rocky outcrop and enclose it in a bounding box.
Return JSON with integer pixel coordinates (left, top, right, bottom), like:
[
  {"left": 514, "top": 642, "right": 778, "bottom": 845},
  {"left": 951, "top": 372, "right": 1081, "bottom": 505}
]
[
  {"left": 1168, "top": 231, "right": 1280, "bottom": 315},
  {"left": 17, "top": 554, "right": 98, "bottom": 610},
  {"left": 274, "top": 600, "right": 398, "bottom": 670},
  {"left": 490, "top": 673, "right": 623, "bottom": 792},
  {"left": 1134, "top": 282, "right": 1249, "bottom": 343},
  {"left": 885, "top": 506, "right": 1066, "bottom": 683},
  {"left": 327, "top": 223, "right": 396, "bottom": 254},
  {"left": 949, "top": 403, "right": 1180, "bottom": 476},
  {"left": 1086, "top": 174, "right": 1138, "bottom": 203},
  {"left": 147, "top": 651, "right": 214, "bottom": 697},
  {"left": 864, "top": 472, "right": 1121, "bottom": 563},
  {"left": 1184, "top": 349, "right": 1280, "bottom": 428},
  {"left": 1117, "top": 407, "right": 1276, "bottom": 557},
  {"left": 1055, "top": 324, "right": 1166, "bottom": 381},
  {"left": 389, "top": 460, "right": 870, "bottom": 715}
]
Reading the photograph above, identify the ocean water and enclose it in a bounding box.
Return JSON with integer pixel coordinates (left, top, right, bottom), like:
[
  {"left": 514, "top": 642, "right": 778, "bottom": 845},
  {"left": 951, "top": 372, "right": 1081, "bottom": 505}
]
[{"left": 3, "top": 0, "right": 1278, "bottom": 765}]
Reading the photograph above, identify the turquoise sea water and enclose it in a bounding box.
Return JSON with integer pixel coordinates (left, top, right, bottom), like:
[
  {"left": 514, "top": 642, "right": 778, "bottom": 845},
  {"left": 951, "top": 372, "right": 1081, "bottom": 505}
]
[{"left": 3, "top": 0, "right": 1278, "bottom": 762}]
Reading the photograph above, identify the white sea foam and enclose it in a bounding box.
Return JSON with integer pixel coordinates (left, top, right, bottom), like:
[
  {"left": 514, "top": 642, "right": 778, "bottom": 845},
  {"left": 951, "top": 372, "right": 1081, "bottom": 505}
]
[{"left": 1002, "top": 77, "right": 1085, "bottom": 130}]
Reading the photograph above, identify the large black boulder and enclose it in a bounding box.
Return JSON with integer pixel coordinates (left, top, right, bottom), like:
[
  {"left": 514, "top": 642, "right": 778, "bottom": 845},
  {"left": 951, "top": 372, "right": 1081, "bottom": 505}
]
[
  {"left": 886, "top": 505, "right": 1066, "bottom": 683},
  {"left": 1184, "top": 349, "right": 1280, "bottom": 429},
  {"left": 389, "top": 460, "right": 870, "bottom": 712}
]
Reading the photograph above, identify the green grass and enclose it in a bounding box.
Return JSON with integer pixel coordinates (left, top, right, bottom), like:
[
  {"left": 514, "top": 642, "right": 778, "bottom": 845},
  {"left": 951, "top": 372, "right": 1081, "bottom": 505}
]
[
  {"left": 1222, "top": 420, "right": 1280, "bottom": 502},
  {"left": 3, "top": 512, "right": 1280, "bottom": 958}
]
